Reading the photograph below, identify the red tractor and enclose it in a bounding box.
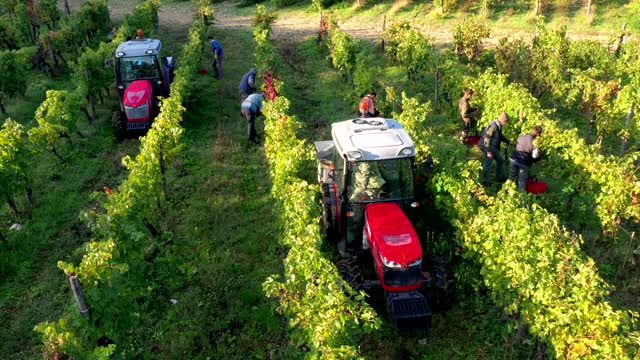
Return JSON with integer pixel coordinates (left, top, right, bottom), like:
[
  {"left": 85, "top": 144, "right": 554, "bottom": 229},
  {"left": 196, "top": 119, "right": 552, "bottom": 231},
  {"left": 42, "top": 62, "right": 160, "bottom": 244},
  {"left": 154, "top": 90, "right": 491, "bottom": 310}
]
[
  {"left": 315, "top": 118, "right": 453, "bottom": 329},
  {"left": 111, "top": 38, "right": 175, "bottom": 140}
]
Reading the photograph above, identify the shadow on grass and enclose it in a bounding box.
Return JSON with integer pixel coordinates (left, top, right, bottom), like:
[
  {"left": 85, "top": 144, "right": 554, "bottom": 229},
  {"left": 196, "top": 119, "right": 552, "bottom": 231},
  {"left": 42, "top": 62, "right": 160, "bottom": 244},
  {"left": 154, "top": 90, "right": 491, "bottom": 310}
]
[{"left": 132, "top": 27, "right": 299, "bottom": 358}]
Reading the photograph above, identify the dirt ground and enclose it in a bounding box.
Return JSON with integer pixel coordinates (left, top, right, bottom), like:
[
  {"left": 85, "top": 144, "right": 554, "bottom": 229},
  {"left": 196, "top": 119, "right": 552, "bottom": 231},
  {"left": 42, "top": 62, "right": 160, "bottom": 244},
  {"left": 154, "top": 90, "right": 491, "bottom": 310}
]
[
  {"left": 211, "top": 1, "right": 617, "bottom": 48},
  {"left": 64, "top": 0, "right": 194, "bottom": 32},
  {"left": 60, "top": 0, "right": 618, "bottom": 49}
]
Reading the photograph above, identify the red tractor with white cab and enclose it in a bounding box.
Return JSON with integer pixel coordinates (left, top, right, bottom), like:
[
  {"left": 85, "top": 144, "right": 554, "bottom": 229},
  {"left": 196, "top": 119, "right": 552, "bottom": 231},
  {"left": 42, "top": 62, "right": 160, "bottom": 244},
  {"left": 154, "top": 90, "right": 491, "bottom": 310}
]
[
  {"left": 315, "top": 118, "right": 453, "bottom": 329},
  {"left": 111, "top": 38, "right": 175, "bottom": 140}
]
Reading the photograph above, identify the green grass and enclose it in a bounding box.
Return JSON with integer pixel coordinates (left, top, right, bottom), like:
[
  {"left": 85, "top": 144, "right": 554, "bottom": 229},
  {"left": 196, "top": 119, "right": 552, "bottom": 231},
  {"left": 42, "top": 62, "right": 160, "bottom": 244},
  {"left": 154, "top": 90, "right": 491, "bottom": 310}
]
[
  {"left": 126, "top": 25, "right": 297, "bottom": 358},
  {"left": 0, "top": 87, "right": 138, "bottom": 357}
]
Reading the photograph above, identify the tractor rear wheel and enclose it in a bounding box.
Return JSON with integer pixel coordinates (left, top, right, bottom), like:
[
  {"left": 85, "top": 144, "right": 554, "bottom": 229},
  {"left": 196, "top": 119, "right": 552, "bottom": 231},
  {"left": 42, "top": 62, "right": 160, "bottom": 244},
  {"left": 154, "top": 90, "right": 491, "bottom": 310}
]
[
  {"left": 338, "top": 258, "right": 363, "bottom": 292},
  {"left": 321, "top": 184, "right": 337, "bottom": 243},
  {"left": 425, "top": 256, "right": 454, "bottom": 310},
  {"left": 112, "top": 111, "right": 127, "bottom": 141}
]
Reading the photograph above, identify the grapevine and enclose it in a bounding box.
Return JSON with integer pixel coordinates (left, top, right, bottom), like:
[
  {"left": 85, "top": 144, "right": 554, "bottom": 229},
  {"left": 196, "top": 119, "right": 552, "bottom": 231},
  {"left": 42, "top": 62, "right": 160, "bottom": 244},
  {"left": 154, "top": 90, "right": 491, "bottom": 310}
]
[
  {"left": 34, "top": 1, "right": 204, "bottom": 357},
  {"left": 254, "top": 15, "right": 381, "bottom": 358}
]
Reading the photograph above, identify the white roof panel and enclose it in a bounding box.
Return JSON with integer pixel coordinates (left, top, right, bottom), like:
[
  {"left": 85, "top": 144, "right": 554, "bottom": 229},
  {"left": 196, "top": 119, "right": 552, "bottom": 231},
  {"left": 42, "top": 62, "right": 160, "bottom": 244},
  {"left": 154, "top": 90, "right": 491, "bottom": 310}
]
[
  {"left": 350, "top": 132, "right": 403, "bottom": 148},
  {"left": 330, "top": 118, "right": 415, "bottom": 161},
  {"left": 116, "top": 38, "right": 162, "bottom": 58}
]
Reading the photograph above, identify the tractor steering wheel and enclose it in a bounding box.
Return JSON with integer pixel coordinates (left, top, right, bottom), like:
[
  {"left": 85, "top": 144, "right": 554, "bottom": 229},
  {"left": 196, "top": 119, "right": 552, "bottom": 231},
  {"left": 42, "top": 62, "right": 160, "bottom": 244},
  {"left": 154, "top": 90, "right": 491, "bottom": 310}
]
[
  {"left": 134, "top": 70, "right": 148, "bottom": 79},
  {"left": 357, "top": 187, "right": 386, "bottom": 201}
]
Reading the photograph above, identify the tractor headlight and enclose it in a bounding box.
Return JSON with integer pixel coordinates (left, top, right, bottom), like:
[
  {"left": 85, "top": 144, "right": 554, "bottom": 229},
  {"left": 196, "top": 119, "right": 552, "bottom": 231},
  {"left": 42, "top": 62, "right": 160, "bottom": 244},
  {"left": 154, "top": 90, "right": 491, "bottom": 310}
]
[
  {"left": 380, "top": 253, "right": 421, "bottom": 269},
  {"left": 399, "top": 147, "right": 413, "bottom": 156},
  {"left": 380, "top": 253, "right": 401, "bottom": 268},
  {"left": 116, "top": 51, "right": 125, "bottom": 57},
  {"left": 347, "top": 151, "right": 363, "bottom": 160},
  {"left": 125, "top": 102, "right": 148, "bottom": 110},
  {"left": 145, "top": 49, "right": 154, "bottom": 54}
]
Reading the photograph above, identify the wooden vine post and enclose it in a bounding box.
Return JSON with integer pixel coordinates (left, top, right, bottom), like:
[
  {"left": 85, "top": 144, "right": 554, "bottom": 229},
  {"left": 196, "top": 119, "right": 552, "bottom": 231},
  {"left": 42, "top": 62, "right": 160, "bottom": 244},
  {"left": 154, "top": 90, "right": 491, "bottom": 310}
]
[
  {"left": 620, "top": 104, "right": 634, "bottom": 156},
  {"left": 434, "top": 67, "right": 439, "bottom": 108},
  {"left": 318, "top": 11, "right": 324, "bottom": 43},
  {"left": 46, "top": 35, "right": 59, "bottom": 76},
  {"left": 159, "top": 143, "right": 168, "bottom": 201},
  {"left": 69, "top": 272, "right": 90, "bottom": 317},
  {"left": 614, "top": 23, "right": 626, "bottom": 57},
  {"left": 5, "top": 193, "right": 19, "bottom": 219},
  {"left": 381, "top": 14, "right": 386, "bottom": 54},
  {"left": 586, "top": 0, "right": 592, "bottom": 21},
  {"left": 83, "top": 69, "right": 96, "bottom": 122}
]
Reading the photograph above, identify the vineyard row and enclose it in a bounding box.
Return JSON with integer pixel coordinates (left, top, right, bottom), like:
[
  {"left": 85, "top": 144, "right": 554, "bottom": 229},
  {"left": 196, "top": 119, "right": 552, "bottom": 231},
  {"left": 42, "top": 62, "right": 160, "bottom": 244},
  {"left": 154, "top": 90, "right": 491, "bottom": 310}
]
[
  {"left": 252, "top": 6, "right": 381, "bottom": 358},
  {"left": 35, "top": 2, "right": 208, "bottom": 358},
  {"left": 322, "top": 18, "right": 639, "bottom": 358}
]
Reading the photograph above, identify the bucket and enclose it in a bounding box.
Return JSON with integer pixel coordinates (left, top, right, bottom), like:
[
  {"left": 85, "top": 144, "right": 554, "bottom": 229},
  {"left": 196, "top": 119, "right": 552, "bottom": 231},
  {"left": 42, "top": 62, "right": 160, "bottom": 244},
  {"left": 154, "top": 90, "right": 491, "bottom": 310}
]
[
  {"left": 526, "top": 180, "right": 548, "bottom": 194},
  {"left": 466, "top": 135, "right": 481, "bottom": 146},
  {"left": 197, "top": 68, "right": 207, "bottom": 75}
]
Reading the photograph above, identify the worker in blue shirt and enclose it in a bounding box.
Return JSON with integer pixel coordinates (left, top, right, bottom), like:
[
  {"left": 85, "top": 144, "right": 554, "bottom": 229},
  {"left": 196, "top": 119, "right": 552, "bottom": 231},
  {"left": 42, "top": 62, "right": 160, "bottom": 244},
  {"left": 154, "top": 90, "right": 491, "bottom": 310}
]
[
  {"left": 239, "top": 68, "right": 257, "bottom": 101},
  {"left": 208, "top": 35, "right": 223, "bottom": 79},
  {"left": 241, "top": 93, "right": 264, "bottom": 146}
]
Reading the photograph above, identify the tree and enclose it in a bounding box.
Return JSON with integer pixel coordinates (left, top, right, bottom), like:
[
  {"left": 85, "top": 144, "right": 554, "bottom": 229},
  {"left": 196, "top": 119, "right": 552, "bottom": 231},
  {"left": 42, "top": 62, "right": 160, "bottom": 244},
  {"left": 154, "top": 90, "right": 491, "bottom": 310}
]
[
  {"left": 28, "top": 90, "right": 82, "bottom": 161},
  {"left": 328, "top": 28, "right": 359, "bottom": 81},
  {"left": 452, "top": 17, "right": 490, "bottom": 64},
  {"left": 383, "top": 21, "right": 411, "bottom": 64},
  {"left": 396, "top": 28, "right": 435, "bottom": 84},
  {"left": 0, "top": 16, "right": 20, "bottom": 50},
  {"left": 0, "top": 49, "right": 30, "bottom": 114},
  {"left": 0, "top": 119, "right": 32, "bottom": 217},
  {"left": 35, "top": 0, "right": 60, "bottom": 30},
  {"left": 15, "top": 1, "right": 40, "bottom": 44}
]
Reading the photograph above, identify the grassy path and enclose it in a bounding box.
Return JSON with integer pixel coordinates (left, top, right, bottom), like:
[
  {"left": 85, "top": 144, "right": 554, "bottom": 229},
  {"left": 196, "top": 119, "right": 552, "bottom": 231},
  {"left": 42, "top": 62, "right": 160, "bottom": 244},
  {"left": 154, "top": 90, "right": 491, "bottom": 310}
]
[
  {"left": 125, "top": 23, "right": 296, "bottom": 358},
  {"left": 0, "top": 94, "right": 138, "bottom": 357}
]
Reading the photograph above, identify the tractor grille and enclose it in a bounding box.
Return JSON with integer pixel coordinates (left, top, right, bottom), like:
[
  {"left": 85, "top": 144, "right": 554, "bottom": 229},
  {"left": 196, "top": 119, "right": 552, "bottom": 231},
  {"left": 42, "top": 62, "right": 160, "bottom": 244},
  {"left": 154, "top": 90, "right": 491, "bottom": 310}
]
[
  {"left": 127, "top": 121, "right": 148, "bottom": 130},
  {"left": 386, "top": 291, "right": 432, "bottom": 330},
  {"left": 125, "top": 103, "right": 149, "bottom": 121}
]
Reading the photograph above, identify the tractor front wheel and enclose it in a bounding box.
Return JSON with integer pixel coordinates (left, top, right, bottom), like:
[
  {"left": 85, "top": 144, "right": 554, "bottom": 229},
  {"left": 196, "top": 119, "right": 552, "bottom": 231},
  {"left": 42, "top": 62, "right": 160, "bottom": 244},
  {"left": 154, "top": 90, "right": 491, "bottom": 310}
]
[
  {"left": 338, "top": 258, "right": 363, "bottom": 292},
  {"left": 425, "top": 255, "right": 455, "bottom": 311},
  {"left": 112, "top": 111, "right": 127, "bottom": 141}
]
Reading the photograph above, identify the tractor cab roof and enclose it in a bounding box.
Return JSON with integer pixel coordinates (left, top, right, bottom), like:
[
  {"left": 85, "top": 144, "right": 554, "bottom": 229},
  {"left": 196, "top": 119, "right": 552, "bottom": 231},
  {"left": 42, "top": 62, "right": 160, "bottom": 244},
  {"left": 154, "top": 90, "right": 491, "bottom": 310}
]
[
  {"left": 115, "top": 38, "right": 162, "bottom": 58},
  {"left": 329, "top": 118, "right": 415, "bottom": 161}
]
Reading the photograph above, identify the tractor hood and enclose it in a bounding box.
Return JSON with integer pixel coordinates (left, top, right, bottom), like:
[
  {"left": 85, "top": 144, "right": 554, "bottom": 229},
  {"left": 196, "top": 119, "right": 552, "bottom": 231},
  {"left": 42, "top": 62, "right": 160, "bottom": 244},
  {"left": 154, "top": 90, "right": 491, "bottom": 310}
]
[
  {"left": 123, "top": 80, "right": 152, "bottom": 107},
  {"left": 365, "top": 202, "right": 422, "bottom": 266}
]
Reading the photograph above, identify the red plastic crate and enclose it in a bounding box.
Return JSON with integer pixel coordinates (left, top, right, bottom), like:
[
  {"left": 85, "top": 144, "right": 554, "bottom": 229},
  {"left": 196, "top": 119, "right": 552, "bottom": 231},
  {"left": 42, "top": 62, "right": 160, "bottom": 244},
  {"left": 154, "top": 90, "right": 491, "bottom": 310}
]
[
  {"left": 466, "top": 135, "right": 481, "bottom": 146},
  {"left": 197, "top": 68, "right": 207, "bottom": 75},
  {"left": 526, "top": 180, "right": 548, "bottom": 194}
]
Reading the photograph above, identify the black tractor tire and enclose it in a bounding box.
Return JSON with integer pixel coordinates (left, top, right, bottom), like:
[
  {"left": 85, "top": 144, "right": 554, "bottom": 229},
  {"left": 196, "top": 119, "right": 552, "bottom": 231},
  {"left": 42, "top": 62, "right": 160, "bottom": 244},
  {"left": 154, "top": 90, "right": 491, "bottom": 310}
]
[
  {"left": 112, "top": 111, "right": 127, "bottom": 141},
  {"left": 338, "top": 258, "right": 363, "bottom": 292},
  {"left": 321, "top": 184, "right": 337, "bottom": 243},
  {"left": 425, "top": 255, "right": 455, "bottom": 311}
]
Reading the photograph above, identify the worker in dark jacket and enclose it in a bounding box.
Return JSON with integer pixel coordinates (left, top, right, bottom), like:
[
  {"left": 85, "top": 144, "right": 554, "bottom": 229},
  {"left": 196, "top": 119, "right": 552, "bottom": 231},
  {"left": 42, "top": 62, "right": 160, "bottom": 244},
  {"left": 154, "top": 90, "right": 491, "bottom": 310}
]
[
  {"left": 480, "top": 112, "right": 512, "bottom": 185},
  {"left": 239, "top": 68, "right": 257, "bottom": 101},
  {"left": 241, "top": 92, "right": 264, "bottom": 146},
  {"left": 509, "top": 125, "right": 543, "bottom": 191},
  {"left": 208, "top": 35, "right": 223, "bottom": 79},
  {"left": 458, "top": 88, "right": 480, "bottom": 142}
]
